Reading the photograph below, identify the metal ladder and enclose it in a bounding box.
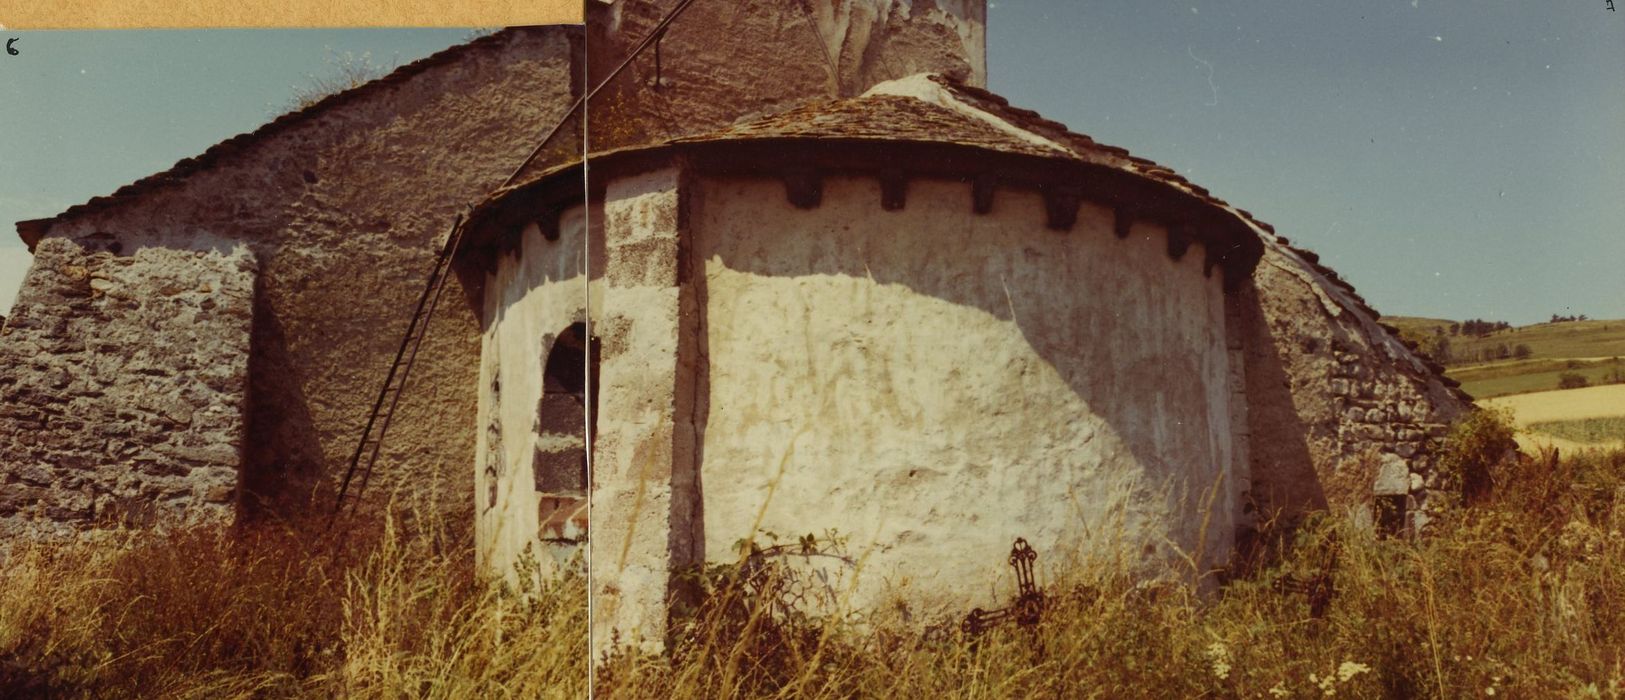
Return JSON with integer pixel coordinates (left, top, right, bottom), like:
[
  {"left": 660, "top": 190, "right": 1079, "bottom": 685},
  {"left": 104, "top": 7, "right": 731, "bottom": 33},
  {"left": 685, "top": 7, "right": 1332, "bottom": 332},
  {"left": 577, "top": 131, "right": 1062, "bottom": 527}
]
[
  {"left": 329, "top": 214, "right": 466, "bottom": 523},
  {"left": 326, "top": 0, "right": 704, "bottom": 527}
]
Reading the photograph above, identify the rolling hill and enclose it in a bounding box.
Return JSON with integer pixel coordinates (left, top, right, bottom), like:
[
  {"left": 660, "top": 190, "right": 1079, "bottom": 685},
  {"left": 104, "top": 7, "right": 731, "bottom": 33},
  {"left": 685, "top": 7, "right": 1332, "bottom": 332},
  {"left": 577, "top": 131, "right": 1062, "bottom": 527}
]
[
  {"left": 1382, "top": 315, "right": 1625, "bottom": 450},
  {"left": 1381, "top": 316, "right": 1625, "bottom": 399}
]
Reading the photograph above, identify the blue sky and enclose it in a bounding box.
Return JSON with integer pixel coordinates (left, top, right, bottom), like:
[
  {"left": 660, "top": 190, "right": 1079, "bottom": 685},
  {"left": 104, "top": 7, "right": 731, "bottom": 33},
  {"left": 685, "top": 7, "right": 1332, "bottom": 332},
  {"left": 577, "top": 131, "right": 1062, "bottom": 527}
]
[
  {"left": 1, "top": 4, "right": 1622, "bottom": 324},
  {"left": 0, "top": 29, "right": 477, "bottom": 311},
  {"left": 988, "top": 2, "right": 1624, "bottom": 325}
]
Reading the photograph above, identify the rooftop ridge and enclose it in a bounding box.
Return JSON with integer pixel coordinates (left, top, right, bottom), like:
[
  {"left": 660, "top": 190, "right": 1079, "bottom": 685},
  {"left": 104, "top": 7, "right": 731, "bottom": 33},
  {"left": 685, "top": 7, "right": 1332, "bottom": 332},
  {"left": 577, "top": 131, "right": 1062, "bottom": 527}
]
[{"left": 15, "top": 27, "right": 546, "bottom": 247}]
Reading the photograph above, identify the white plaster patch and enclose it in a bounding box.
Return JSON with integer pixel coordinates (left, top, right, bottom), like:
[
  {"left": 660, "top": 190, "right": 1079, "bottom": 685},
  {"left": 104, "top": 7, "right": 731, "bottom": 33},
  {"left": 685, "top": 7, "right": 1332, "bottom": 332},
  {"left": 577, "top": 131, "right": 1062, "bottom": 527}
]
[
  {"left": 691, "top": 174, "right": 1237, "bottom": 618},
  {"left": 476, "top": 209, "right": 591, "bottom": 585},
  {"left": 863, "top": 73, "right": 1072, "bottom": 155}
]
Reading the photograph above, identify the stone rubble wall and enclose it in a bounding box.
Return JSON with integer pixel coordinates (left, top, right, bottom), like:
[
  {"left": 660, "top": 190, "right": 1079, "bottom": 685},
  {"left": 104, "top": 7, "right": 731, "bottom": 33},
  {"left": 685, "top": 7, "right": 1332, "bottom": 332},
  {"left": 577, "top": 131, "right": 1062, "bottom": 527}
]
[
  {"left": 1238, "top": 232, "right": 1472, "bottom": 535},
  {"left": 12, "top": 28, "right": 581, "bottom": 524},
  {"left": 0, "top": 236, "right": 255, "bottom": 537}
]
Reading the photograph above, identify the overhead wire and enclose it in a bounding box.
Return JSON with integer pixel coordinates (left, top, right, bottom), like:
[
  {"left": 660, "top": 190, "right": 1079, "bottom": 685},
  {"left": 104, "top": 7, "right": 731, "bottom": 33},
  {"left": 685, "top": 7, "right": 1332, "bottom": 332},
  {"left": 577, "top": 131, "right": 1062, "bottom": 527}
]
[
  {"left": 499, "top": 0, "right": 703, "bottom": 190},
  {"left": 330, "top": 0, "right": 708, "bottom": 532}
]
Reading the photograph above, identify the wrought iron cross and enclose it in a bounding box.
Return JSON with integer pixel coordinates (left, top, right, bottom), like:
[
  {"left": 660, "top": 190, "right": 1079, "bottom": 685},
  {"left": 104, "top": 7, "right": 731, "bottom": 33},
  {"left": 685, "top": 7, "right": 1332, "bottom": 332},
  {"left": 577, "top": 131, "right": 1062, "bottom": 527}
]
[{"left": 962, "top": 537, "right": 1047, "bottom": 635}]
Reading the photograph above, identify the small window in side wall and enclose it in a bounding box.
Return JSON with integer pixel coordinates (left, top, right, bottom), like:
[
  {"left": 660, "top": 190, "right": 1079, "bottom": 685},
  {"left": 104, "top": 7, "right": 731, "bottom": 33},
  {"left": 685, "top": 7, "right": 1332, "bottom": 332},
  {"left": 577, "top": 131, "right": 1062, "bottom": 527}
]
[
  {"left": 534, "top": 322, "right": 599, "bottom": 496},
  {"left": 1374, "top": 494, "right": 1407, "bottom": 537}
]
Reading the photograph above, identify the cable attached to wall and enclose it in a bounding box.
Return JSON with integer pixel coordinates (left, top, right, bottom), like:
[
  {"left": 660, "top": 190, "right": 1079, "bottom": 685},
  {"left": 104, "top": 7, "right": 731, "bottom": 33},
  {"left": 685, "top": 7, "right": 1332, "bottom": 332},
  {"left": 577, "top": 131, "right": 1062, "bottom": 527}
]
[
  {"left": 499, "top": 0, "right": 702, "bottom": 190},
  {"left": 327, "top": 0, "right": 708, "bottom": 538},
  {"left": 580, "top": 18, "right": 596, "bottom": 694},
  {"left": 797, "top": 0, "right": 842, "bottom": 97}
]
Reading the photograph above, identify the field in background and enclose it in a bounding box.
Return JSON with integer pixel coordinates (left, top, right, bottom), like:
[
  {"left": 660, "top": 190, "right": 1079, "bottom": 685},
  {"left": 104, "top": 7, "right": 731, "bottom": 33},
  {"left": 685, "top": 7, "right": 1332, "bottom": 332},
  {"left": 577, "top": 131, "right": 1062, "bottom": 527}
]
[
  {"left": 1483, "top": 384, "right": 1625, "bottom": 451},
  {"left": 1386, "top": 317, "right": 1625, "bottom": 364},
  {"left": 1384, "top": 316, "right": 1625, "bottom": 399},
  {"left": 1529, "top": 417, "right": 1625, "bottom": 446},
  {"left": 1452, "top": 357, "right": 1625, "bottom": 399}
]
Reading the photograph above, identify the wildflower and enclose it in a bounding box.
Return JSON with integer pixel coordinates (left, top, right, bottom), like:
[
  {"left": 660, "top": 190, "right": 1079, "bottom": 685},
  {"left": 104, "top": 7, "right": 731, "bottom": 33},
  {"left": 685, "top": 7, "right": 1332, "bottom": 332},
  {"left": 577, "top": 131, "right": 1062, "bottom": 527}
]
[
  {"left": 1205, "top": 641, "right": 1232, "bottom": 680},
  {"left": 1315, "top": 671, "right": 1339, "bottom": 696},
  {"left": 1486, "top": 688, "right": 1496, "bottom": 696},
  {"left": 1337, "top": 661, "right": 1371, "bottom": 682}
]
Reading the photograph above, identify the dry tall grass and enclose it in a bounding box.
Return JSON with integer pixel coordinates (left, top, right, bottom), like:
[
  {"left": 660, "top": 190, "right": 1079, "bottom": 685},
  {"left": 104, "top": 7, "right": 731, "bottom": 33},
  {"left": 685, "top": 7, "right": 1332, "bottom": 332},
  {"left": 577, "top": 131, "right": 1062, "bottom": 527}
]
[
  {"left": 3, "top": 415, "right": 1623, "bottom": 698},
  {"left": 598, "top": 422, "right": 1625, "bottom": 698},
  {"left": 0, "top": 504, "right": 587, "bottom": 698}
]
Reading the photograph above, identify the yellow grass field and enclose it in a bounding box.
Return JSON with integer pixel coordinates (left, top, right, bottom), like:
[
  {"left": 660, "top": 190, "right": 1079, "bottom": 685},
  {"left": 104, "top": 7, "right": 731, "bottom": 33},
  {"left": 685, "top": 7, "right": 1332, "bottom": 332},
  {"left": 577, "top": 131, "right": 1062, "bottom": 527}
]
[{"left": 1481, "top": 383, "right": 1625, "bottom": 451}]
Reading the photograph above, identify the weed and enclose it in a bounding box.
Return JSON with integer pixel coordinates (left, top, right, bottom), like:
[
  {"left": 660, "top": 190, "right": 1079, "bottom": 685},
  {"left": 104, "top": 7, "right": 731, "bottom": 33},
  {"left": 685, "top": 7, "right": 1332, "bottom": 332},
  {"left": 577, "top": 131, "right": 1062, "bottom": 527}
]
[{"left": 0, "top": 500, "right": 587, "bottom": 698}]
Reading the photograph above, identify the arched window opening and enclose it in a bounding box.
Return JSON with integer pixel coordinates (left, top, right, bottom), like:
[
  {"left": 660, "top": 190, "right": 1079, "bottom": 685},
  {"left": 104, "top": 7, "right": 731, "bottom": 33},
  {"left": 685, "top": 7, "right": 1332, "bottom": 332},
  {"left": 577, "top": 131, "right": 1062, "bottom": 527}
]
[{"left": 534, "top": 322, "right": 599, "bottom": 497}]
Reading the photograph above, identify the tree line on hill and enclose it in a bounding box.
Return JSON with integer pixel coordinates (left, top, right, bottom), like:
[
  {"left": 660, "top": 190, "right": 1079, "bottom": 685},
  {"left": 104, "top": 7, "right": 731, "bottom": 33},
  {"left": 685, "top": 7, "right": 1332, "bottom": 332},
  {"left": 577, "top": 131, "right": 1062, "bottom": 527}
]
[
  {"left": 1434, "top": 314, "right": 1591, "bottom": 340},
  {"left": 1448, "top": 319, "right": 1513, "bottom": 338},
  {"left": 1421, "top": 336, "right": 1530, "bottom": 366}
]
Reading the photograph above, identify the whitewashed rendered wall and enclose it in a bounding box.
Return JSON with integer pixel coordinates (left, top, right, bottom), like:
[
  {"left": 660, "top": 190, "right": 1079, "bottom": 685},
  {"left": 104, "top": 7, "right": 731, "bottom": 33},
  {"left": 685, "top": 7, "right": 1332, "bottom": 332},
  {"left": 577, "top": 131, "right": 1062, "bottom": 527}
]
[
  {"left": 586, "top": 167, "right": 693, "bottom": 656},
  {"left": 475, "top": 205, "right": 598, "bottom": 585},
  {"left": 691, "top": 175, "right": 1240, "bottom": 617}
]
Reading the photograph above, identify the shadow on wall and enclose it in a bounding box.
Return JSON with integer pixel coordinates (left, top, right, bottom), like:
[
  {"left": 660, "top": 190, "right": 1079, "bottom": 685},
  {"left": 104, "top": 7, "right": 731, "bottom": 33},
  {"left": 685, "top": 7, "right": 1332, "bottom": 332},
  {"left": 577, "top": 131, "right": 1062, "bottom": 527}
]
[
  {"left": 239, "top": 280, "right": 325, "bottom": 522},
  {"left": 680, "top": 176, "right": 1253, "bottom": 575},
  {"left": 1231, "top": 281, "right": 1327, "bottom": 540}
]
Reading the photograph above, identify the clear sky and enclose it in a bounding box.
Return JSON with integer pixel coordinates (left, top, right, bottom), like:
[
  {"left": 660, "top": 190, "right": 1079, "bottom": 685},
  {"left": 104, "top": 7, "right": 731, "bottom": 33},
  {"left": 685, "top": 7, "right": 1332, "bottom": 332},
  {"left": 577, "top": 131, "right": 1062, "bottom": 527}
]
[
  {"left": 1, "top": 5, "right": 1622, "bottom": 325},
  {"left": 988, "top": 2, "right": 1625, "bottom": 325},
  {"left": 0, "top": 29, "right": 477, "bottom": 313}
]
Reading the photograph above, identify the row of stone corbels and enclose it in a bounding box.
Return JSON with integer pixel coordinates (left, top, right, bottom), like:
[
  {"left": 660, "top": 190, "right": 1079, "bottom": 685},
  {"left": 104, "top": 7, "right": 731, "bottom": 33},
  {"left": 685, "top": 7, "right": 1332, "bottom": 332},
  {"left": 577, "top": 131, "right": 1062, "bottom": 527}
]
[{"left": 776, "top": 165, "right": 1245, "bottom": 288}]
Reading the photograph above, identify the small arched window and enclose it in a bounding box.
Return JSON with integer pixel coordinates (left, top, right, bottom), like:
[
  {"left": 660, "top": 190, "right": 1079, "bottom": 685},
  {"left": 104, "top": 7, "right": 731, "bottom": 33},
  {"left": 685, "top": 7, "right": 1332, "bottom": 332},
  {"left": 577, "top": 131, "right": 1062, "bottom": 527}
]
[{"left": 533, "top": 322, "right": 598, "bottom": 496}]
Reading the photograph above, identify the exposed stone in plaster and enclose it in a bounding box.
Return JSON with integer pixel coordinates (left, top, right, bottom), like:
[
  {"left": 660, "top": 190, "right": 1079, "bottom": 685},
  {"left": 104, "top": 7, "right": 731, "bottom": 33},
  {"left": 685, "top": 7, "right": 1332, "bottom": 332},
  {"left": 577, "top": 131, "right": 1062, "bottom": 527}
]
[
  {"left": 587, "top": 167, "right": 690, "bottom": 656},
  {"left": 0, "top": 236, "right": 255, "bottom": 537},
  {"left": 476, "top": 210, "right": 596, "bottom": 585}
]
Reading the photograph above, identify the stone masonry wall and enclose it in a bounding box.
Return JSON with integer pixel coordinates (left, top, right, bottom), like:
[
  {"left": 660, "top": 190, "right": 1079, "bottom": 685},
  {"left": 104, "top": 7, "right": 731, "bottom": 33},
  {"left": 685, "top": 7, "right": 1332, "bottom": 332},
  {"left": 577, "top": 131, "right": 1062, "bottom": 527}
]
[
  {"left": 586, "top": 0, "right": 985, "bottom": 153},
  {"left": 15, "top": 28, "right": 581, "bottom": 523},
  {"left": 0, "top": 236, "right": 255, "bottom": 536},
  {"left": 1237, "top": 232, "right": 1471, "bottom": 536}
]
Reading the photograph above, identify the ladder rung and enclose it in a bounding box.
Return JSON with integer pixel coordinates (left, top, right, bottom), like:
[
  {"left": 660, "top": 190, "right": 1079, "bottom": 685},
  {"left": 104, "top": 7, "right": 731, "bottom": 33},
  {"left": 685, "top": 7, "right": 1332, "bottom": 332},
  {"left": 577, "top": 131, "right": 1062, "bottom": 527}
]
[{"left": 330, "top": 213, "right": 466, "bottom": 527}]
